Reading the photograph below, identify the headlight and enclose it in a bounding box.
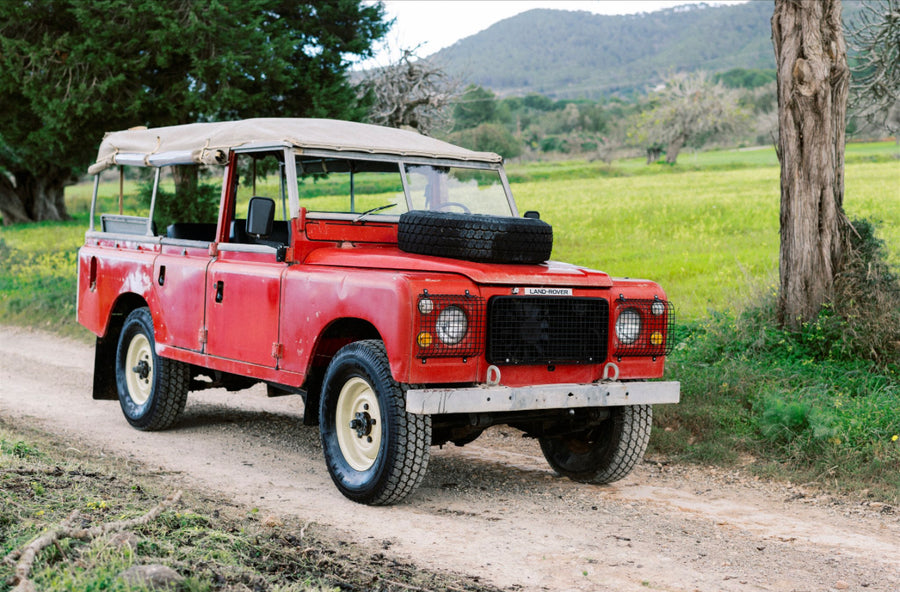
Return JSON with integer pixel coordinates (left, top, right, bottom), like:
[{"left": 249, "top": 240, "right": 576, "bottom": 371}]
[
  {"left": 615, "top": 308, "right": 641, "bottom": 345},
  {"left": 436, "top": 305, "right": 467, "bottom": 345}
]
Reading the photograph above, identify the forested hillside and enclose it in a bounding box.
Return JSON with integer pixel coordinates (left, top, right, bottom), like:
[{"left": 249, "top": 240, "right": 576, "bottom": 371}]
[{"left": 430, "top": 2, "right": 836, "bottom": 98}]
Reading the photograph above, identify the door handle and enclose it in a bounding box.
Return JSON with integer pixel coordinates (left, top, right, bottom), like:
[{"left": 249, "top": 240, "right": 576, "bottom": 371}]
[
  {"left": 215, "top": 280, "right": 224, "bottom": 303},
  {"left": 158, "top": 265, "right": 166, "bottom": 286}
]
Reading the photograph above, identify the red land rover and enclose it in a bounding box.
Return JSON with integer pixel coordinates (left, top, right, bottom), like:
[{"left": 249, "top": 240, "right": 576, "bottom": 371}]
[{"left": 77, "top": 118, "right": 679, "bottom": 504}]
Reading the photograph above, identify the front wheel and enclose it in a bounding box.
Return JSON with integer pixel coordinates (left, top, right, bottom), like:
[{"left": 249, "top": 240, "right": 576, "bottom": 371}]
[
  {"left": 539, "top": 405, "right": 652, "bottom": 484},
  {"left": 319, "top": 340, "right": 431, "bottom": 505},
  {"left": 115, "top": 308, "right": 189, "bottom": 431}
]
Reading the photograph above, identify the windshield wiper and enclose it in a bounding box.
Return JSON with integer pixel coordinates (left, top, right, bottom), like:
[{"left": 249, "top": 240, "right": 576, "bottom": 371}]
[{"left": 352, "top": 203, "right": 397, "bottom": 223}]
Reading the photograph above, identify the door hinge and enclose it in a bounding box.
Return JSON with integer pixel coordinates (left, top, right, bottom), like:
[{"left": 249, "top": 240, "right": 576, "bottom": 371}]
[{"left": 272, "top": 342, "right": 284, "bottom": 360}]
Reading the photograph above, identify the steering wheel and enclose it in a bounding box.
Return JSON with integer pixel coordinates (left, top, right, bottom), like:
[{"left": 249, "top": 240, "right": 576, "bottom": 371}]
[{"left": 436, "top": 202, "right": 471, "bottom": 214}]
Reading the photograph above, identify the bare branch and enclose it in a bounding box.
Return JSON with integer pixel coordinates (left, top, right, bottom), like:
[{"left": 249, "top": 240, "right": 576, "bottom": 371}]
[
  {"left": 5, "top": 490, "right": 182, "bottom": 592},
  {"left": 847, "top": 0, "right": 900, "bottom": 131},
  {"left": 359, "top": 48, "right": 459, "bottom": 136}
]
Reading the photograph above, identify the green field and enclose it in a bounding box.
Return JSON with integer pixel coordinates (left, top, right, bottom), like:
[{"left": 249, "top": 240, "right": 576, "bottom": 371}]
[{"left": 514, "top": 159, "right": 899, "bottom": 318}]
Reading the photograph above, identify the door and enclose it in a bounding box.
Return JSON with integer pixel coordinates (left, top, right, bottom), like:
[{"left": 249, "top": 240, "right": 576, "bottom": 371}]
[{"left": 205, "top": 247, "right": 285, "bottom": 367}]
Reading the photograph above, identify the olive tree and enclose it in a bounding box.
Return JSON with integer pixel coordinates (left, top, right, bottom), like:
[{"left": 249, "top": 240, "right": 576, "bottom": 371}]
[
  {"left": 0, "top": 0, "right": 388, "bottom": 224},
  {"left": 771, "top": 0, "right": 850, "bottom": 329},
  {"left": 630, "top": 71, "right": 746, "bottom": 164}
]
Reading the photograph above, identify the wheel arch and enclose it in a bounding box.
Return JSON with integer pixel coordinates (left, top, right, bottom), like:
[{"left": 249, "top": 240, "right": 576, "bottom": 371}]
[
  {"left": 300, "top": 317, "right": 383, "bottom": 426},
  {"left": 92, "top": 292, "right": 150, "bottom": 400}
]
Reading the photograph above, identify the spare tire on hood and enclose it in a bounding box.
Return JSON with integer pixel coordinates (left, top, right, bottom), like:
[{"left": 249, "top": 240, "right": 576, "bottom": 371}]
[{"left": 398, "top": 211, "right": 552, "bottom": 264}]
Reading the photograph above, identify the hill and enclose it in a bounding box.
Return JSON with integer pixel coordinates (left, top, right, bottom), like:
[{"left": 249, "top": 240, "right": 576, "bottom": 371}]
[{"left": 429, "top": 2, "right": 776, "bottom": 98}]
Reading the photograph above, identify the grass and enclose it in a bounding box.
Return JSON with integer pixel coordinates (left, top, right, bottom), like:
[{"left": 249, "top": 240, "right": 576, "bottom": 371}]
[
  {"left": 0, "top": 422, "right": 500, "bottom": 592},
  {"left": 1, "top": 140, "right": 898, "bottom": 502},
  {"left": 513, "top": 160, "right": 899, "bottom": 318},
  {"left": 655, "top": 299, "right": 900, "bottom": 502}
]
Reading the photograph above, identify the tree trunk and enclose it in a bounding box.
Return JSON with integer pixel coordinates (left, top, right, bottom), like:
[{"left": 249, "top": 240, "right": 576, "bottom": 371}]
[
  {"left": 173, "top": 165, "right": 199, "bottom": 199},
  {"left": 665, "top": 134, "right": 686, "bottom": 164},
  {"left": 772, "top": 0, "right": 849, "bottom": 330},
  {"left": 0, "top": 169, "right": 71, "bottom": 225}
]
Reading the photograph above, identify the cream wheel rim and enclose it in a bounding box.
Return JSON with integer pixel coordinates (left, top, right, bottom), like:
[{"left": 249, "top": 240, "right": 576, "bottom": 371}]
[
  {"left": 125, "top": 333, "right": 153, "bottom": 405},
  {"left": 335, "top": 376, "right": 382, "bottom": 471}
]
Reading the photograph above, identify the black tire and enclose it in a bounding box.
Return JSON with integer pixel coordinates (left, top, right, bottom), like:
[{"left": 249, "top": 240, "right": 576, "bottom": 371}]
[
  {"left": 319, "top": 340, "right": 431, "bottom": 505},
  {"left": 398, "top": 211, "right": 552, "bottom": 264},
  {"left": 539, "top": 405, "right": 652, "bottom": 484},
  {"left": 115, "top": 307, "right": 189, "bottom": 431}
]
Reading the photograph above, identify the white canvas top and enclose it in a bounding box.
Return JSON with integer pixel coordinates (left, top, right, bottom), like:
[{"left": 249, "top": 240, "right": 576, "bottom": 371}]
[{"left": 89, "top": 118, "right": 502, "bottom": 174}]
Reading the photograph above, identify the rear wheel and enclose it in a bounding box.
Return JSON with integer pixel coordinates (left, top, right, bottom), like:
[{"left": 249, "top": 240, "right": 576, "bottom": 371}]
[
  {"left": 319, "top": 340, "right": 431, "bottom": 505},
  {"left": 115, "top": 308, "right": 189, "bottom": 431},
  {"left": 539, "top": 405, "right": 652, "bottom": 484}
]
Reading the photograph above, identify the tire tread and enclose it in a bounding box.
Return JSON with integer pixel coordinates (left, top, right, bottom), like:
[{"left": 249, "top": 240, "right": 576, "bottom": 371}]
[
  {"left": 116, "top": 307, "right": 189, "bottom": 431},
  {"left": 398, "top": 211, "right": 552, "bottom": 264},
  {"left": 320, "top": 340, "right": 431, "bottom": 505}
]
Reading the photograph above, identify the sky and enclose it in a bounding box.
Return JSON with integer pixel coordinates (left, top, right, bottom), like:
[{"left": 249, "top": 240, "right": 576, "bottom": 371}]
[{"left": 357, "top": 0, "right": 750, "bottom": 68}]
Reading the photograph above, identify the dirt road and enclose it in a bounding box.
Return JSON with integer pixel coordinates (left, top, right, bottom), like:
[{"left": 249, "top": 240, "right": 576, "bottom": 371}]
[{"left": 1, "top": 326, "right": 898, "bottom": 592}]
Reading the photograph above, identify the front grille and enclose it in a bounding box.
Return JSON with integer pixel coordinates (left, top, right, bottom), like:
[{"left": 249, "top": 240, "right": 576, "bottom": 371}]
[{"left": 487, "top": 296, "right": 609, "bottom": 365}]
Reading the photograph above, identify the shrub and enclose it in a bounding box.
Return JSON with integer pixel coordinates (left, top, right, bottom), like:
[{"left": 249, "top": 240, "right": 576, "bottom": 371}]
[{"left": 812, "top": 217, "right": 900, "bottom": 366}]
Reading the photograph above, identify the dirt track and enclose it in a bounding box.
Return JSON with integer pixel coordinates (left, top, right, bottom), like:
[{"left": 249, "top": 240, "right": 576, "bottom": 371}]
[{"left": 1, "top": 326, "right": 898, "bottom": 592}]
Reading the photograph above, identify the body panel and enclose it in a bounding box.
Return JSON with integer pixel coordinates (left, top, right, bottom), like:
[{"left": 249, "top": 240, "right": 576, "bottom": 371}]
[{"left": 77, "top": 237, "right": 159, "bottom": 338}]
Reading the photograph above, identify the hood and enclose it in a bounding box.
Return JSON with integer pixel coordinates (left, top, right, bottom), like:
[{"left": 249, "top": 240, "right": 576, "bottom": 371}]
[{"left": 301, "top": 245, "right": 614, "bottom": 288}]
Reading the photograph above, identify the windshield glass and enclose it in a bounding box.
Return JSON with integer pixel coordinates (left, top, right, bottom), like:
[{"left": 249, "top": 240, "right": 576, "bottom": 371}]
[
  {"left": 404, "top": 165, "right": 513, "bottom": 216},
  {"left": 291, "top": 155, "right": 514, "bottom": 218}
]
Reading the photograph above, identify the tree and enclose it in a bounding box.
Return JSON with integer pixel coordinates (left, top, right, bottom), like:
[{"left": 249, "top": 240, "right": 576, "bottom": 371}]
[
  {"left": 0, "top": 0, "right": 388, "bottom": 225},
  {"left": 630, "top": 71, "right": 746, "bottom": 164},
  {"left": 771, "top": 0, "right": 850, "bottom": 329},
  {"left": 447, "top": 123, "right": 522, "bottom": 159},
  {"left": 453, "top": 85, "right": 498, "bottom": 131},
  {"left": 360, "top": 48, "right": 457, "bottom": 135},
  {"left": 847, "top": 0, "right": 900, "bottom": 134}
]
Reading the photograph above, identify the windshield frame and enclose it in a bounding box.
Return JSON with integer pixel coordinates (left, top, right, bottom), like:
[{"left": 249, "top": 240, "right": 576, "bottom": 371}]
[{"left": 290, "top": 149, "right": 518, "bottom": 221}]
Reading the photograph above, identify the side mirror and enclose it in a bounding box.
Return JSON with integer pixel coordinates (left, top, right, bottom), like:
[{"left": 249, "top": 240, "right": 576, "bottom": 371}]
[
  {"left": 247, "top": 196, "right": 275, "bottom": 237},
  {"left": 523, "top": 210, "right": 541, "bottom": 220}
]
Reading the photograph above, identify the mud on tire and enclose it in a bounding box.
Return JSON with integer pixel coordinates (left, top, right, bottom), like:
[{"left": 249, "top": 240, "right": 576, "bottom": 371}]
[{"left": 398, "top": 211, "right": 552, "bottom": 264}]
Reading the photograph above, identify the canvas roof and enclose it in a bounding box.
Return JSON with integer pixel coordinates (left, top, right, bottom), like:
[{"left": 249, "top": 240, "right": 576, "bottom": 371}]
[{"left": 88, "top": 118, "right": 502, "bottom": 174}]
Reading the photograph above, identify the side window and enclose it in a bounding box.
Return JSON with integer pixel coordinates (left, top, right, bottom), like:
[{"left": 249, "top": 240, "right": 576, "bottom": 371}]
[
  {"left": 93, "top": 164, "right": 222, "bottom": 240},
  {"left": 152, "top": 166, "right": 222, "bottom": 241},
  {"left": 297, "top": 158, "right": 407, "bottom": 216},
  {"left": 230, "top": 152, "right": 290, "bottom": 246}
]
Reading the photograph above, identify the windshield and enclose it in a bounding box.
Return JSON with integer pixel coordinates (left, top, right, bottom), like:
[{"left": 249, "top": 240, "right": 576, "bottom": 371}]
[
  {"left": 292, "top": 155, "right": 515, "bottom": 218},
  {"left": 404, "top": 165, "right": 514, "bottom": 216}
]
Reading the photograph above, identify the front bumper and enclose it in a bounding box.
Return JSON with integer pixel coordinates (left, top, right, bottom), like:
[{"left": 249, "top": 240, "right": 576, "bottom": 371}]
[{"left": 405, "top": 380, "right": 680, "bottom": 415}]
